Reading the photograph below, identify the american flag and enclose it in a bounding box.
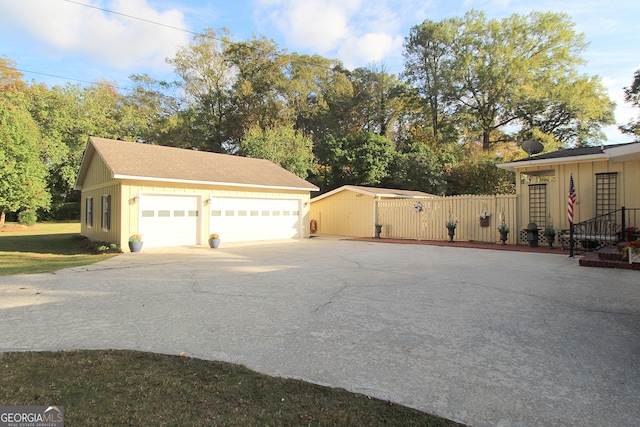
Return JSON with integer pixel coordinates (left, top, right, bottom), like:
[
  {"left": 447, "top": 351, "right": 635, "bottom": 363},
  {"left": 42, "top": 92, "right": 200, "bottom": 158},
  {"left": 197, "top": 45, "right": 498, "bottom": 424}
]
[{"left": 568, "top": 175, "right": 576, "bottom": 223}]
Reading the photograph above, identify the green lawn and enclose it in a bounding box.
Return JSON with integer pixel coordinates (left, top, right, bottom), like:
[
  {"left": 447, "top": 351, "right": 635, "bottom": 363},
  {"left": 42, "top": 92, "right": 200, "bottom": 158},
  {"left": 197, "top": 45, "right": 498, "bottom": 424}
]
[
  {"left": 0, "top": 222, "right": 117, "bottom": 276},
  {"left": 0, "top": 350, "right": 464, "bottom": 426}
]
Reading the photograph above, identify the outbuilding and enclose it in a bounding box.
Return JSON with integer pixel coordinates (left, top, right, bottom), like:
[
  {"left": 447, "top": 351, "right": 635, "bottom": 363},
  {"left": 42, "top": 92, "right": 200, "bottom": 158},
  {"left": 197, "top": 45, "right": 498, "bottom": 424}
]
[
  {"left": 74, "top": 137, "right": 319, "bottom": 249},
  {"left": 310, "top": 185, "right": 436, "bottom": 237}
]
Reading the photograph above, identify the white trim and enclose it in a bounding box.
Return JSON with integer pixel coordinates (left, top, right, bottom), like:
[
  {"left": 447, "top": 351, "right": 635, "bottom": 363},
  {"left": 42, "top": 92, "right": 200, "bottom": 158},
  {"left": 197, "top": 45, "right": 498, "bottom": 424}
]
[
  {"left": 115, "top": 174, "right": 318, "bottom": 192},
  {"left": 605, "top": 143, "right": 640, "bottom": 163},
  {"left": 497, "top": 153, "right": 607, "bottom": 171},
  {"left": 311, "top": 185, "right": 434, "bottom": 203},
  {"left": 498, "top": 143, "right": 640, "bottom": 171}
]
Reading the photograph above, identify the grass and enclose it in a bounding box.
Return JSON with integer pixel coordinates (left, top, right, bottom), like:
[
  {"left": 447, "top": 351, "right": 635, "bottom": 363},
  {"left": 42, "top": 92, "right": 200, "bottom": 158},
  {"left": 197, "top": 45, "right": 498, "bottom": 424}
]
[
  {"left": 0, "top": 350, "right": 464, "bottom": 426},
  {"left": 0, "top": 222, "right": 118, "bottom": 276}
]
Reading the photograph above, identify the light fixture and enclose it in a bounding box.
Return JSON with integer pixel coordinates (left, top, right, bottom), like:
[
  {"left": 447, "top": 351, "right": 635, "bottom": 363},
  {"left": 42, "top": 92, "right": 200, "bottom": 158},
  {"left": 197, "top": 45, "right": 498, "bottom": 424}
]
[
  {"left": 130, "top": 196, "right": 139, "bottom": 204},
  {"left": 204, "top": 198, "right": 212, "bottom": 205}
]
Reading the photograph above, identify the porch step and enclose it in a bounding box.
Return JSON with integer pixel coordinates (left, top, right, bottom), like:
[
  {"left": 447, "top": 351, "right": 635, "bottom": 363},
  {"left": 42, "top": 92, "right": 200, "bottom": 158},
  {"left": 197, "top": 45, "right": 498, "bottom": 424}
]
[
  {"left": 579, "top": 248, "right": 640, "bottom": 270},
  {"left": 597, "top": 246, "right": 620, "bottom": 261}
]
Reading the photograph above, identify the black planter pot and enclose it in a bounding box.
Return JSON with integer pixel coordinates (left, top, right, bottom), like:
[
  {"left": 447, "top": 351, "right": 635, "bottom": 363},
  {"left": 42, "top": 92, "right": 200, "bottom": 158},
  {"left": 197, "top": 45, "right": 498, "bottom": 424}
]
[
  {"left": 499, "top": 231, "right": 508, "bottom": 245},
  {"left": 546, "top": 234, "right": 555, "bottom": 248},
  {"left": 447, "top": 228, "right": 455, "bottom": 242}
]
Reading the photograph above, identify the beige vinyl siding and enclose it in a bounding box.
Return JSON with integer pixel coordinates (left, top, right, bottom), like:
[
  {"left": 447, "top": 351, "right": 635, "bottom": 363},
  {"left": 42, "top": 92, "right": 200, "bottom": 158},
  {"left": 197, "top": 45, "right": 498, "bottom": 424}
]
[
  {"left": 514, "top": 158, "right": 639, "bottom": 240},
  {"left": 310, "top": 190, "right": 376, "bottom": 237},
  {"left": 80, "top": 183, "right": 121, "bottom": 245},
  {"left": 80, "top": 152, "right": 112, "bottom": 189}
]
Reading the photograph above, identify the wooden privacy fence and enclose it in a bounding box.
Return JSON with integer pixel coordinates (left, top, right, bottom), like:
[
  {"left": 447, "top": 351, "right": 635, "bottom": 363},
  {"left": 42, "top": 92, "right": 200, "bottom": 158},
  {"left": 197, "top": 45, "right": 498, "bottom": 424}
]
[{"left": 376, "top": 194, "right": 518, "bottom": 244}]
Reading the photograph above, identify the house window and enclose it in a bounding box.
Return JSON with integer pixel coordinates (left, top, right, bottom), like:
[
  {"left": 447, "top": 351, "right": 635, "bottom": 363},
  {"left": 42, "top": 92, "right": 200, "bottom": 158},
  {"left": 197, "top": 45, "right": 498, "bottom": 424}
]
[
  {"left": 595, "top": 173, "right": 617, "bottom": 216},
  {"left": 528, "top": 184, "right": 547, "bottom": 227},
  {"left": 85, "top": 197, "right": 93, "bottom": 227},
  {"left": 101, "top": 195, "right": 111, "bottom": 230}
]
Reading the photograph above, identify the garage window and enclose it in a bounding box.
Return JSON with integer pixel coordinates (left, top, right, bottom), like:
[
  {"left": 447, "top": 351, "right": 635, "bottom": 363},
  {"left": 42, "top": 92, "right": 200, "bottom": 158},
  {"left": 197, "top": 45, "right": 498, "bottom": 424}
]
[
  {"left": 101, "top": 195, "right": 111, "bottom": 230},
  {"left": 85, "top": 197, "right": 93, "bottom": 227}
]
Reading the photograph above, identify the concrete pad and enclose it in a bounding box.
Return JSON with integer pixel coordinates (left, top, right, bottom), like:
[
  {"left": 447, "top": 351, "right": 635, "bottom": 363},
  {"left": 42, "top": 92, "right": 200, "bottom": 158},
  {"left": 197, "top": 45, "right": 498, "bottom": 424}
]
[{"left": 1, "top": 238, "right": 639, "bottom": 426}]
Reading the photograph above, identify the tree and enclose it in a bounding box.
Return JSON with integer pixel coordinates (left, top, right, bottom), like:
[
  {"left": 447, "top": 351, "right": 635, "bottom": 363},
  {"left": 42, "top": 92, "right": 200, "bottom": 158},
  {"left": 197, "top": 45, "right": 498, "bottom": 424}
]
[
  {"left": 515, "top": 75, "right": 615, "bottom": 147},
  {"left": 238, "top": 124, "right": 314, "bottom": 178},
  {"left": 0, "top": 97, "right": 50, "bottom": 225},
  {"left": 619, "top": 70, "right": 640, "bottom": 140},
  {"left": 168, "top": 28, "right": 235, "bottom": 152},
  {"left": 455, "top": 11, "right": 595, "bottom": 149},
  {"left": 447, "top": 145, "right": 515, "bottom": 195},
  {"left": 403, "top": 18, "right": 461, "bottom": 145},
  {"left": 328, "top": 131, "right": 396, "bottom": 187},
  {"left": 224, "top": 35, "right": 290, "bottom": 147},
  {"left": 0, "top": 56, "right": 27, "bottom": 93},
  {"left": 382, "top": 141, "right": 448, "bottom": 195}
]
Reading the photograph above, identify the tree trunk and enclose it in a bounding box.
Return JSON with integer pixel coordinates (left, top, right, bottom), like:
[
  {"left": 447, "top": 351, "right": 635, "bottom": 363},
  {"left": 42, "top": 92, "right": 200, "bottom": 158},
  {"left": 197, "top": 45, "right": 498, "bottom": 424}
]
[
  {"left": 0, "top": 206, "right": 5, "bottom": 227},
  {"left": 482, "top": 130, "right": 491, "bottom": 151}
]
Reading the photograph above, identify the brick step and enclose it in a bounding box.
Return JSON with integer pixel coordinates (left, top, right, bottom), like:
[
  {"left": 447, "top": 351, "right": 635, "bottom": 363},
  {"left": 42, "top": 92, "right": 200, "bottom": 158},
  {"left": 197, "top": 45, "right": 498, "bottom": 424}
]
[
  {"left": 580, "top": 251, "right": 640, "bottom": 270},
  {"left": 598, "top": 246, "right": 621, "bottom": 261}
]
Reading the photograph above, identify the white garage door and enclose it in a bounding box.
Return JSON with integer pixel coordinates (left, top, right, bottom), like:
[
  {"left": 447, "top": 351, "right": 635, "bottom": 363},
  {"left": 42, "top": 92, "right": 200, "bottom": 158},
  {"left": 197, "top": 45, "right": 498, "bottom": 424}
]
[
  {"left": 139, "top": 195, "right": 200, "bottom": 248},
  {"left": 209, "top": 198, "right": 301, "bottom": 242}
]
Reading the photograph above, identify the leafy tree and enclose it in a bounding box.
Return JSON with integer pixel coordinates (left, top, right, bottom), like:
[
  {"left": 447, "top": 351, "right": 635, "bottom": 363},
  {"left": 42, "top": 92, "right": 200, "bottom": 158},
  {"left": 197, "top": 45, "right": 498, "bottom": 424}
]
[
  {"left": 224, "top": 35, "right": 290, "bottom": 148},
  {"left": 168, "top": 28, "right": 235, "bottom": 152},
  {"left": 447, "top": 145, "right": 515, "bottom": 195},
  {"left": 328, "top": 131, "right": 396, "bottom": 187},
  {"left": 403, "top": 18, "right": 461, "bottom": 145},
  {"left": 238, "top": 124, "right": 314, "bottom": 178},
  {"left": 619, "top": 70, "right": 640, "bottom": 140},
  {"left": 515, "top": 75, "right": 615, "bottom": 147},
  {"left": 382, "top": 142, "right": 448, "bottom": 195},
  {"left": 0, "top": 56, "right": 27, "bottom": 93},
  {"left": 119, "top": 74, "right": 183, "bottom": 145},
  {"left": 0, "top": 96, "right": 50, "bottom": 225}
]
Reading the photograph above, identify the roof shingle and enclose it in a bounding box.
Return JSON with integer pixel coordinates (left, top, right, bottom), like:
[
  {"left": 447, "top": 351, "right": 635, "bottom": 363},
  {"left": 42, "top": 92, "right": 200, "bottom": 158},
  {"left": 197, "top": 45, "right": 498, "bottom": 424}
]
[{"left": 79, "top": 137, "right": 318, "bottom": 191}]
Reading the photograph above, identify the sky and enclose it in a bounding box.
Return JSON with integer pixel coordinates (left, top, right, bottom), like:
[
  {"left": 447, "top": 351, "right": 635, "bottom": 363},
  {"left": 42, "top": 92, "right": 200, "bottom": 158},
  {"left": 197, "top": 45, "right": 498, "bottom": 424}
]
[{"left": 1, "top": 0, "right": 638, "bottom": 144}]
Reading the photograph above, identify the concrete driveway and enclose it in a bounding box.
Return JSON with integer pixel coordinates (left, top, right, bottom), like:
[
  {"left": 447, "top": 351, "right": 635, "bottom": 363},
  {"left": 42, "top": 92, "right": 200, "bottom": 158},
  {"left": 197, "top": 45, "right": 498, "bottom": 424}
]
[{"left": 1, "top": 237, "right": 639, "bottom": 426}]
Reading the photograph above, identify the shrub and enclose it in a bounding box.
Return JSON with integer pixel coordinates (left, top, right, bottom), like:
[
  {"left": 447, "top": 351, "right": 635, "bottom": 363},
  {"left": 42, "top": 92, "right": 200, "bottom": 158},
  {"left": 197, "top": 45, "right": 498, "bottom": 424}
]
[{"left": 17, "top": 210, "right": 37, "bottom": 226}]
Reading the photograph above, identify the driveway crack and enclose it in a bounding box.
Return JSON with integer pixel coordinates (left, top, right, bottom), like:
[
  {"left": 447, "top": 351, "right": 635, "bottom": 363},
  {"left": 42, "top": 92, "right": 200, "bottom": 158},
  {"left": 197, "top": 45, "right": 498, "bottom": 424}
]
[{"left": 313, "top": 284, "right": 348, "bottom": 313}]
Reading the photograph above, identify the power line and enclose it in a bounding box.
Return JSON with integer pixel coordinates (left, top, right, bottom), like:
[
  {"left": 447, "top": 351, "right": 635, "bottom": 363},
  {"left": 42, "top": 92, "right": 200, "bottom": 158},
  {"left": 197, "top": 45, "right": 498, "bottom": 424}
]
[
  {"left": 61, "top": 0, "right": 340, "bottom": 71},
  {"left": 62, "top": 0, "right": 202, "bottom": 37},
  {"left": 14, "top": 67, "right": 128, "bottom": 90},
  {"left": 12, "top": 0, "right": 349, "bottom": 91}
]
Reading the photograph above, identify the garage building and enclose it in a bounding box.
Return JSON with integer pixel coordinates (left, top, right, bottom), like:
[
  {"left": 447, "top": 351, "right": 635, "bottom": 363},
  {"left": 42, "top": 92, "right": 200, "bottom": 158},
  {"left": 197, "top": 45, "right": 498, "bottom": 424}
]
[{"left": 75, "top": 137, "right": 318, "bottom": 248}]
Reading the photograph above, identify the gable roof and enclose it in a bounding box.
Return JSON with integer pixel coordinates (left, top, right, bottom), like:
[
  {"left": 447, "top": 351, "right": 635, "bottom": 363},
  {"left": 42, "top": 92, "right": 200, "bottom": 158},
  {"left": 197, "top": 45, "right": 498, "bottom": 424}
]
[
  {"left": 311, "top": 185, "right": 436, "bottom": 203},
  {"left": 75, "top": 137, "right": 319, "bottom": 191},
  {"left": 497, "top": 142, "right": 640, "bottom": 171}
]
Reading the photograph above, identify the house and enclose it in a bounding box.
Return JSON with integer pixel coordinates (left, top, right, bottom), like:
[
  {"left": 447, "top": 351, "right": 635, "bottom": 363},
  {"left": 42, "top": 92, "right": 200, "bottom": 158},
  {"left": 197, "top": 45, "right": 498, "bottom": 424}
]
[
  {"left": 310, "top": 185, "right": 436, "bottom": 237},
  {"left": 497, "top": 142, "right": 640, "bottom": 245},
  {"left": 74, "top": 137, "right": 319, "bottom": 249}
]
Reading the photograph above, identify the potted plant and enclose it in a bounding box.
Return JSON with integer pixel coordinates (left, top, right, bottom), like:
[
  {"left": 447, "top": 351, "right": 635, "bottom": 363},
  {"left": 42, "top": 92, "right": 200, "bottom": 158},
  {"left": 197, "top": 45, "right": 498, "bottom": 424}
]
[
  {"left": 445, "top": 219, "right": 458, "bottom": 243},
  {"left": 624, "top": 226, "right": 638, "bottom": 241},
  {"left": 374, "top": 223, "right": 382, "bottom": 239},
  {"left": 128, "top": 234, "right": 143, "bottom": 252},
  {"left": 497, "top": 223, "right": 509, "bottom": 245},
  {"left": 543, "top": 226, "right": 556, "bottom": 248},
  {"left": 209, "top": 233, "right": 221, "bottom": 248}
]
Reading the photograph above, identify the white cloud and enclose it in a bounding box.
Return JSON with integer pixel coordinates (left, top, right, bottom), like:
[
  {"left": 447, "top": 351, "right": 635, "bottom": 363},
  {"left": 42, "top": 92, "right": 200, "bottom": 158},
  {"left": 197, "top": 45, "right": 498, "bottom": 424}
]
[
  {"left": 255, "top": 0, "right": 405, "bottom": 68},
  {"left": 0, "top": 0, "right": 189, "bottom": 73},
  {"left": 338, "top": 33, "right": 404, "bottom": 69}
]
